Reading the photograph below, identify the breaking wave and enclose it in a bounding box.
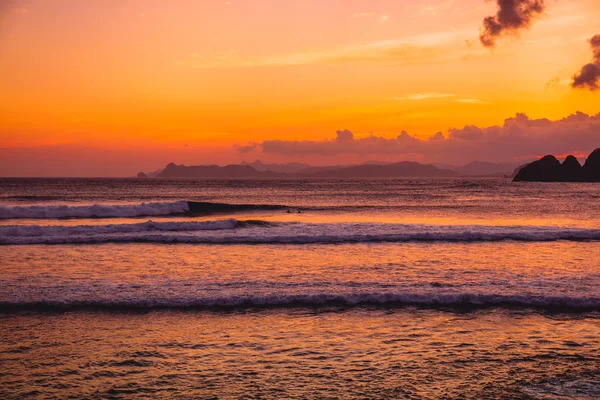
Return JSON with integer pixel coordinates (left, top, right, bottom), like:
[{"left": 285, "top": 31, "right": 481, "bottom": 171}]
[
  {"left": 0, "top": 219, "right": 239, "bottom": 239},
  {"left": 1, "top": 221, "right": 599, "bottom": 245},
  {"left": 0, "top": 201, "right": 287, "bottom": 219},
  {"left": 0, "top": 201, "right": 190, "bottom": 219},
  {"left": 1, "top": 293, "right": 599, "bottom": 312}
]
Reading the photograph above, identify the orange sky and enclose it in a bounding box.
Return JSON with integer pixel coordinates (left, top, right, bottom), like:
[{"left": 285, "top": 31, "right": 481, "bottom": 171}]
[{"left": 0, "top": 0, "right": 599, "bottom": 176}]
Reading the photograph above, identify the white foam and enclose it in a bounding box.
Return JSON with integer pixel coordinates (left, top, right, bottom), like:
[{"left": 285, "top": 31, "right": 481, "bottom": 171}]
[
  {"left": 0, "top": 219, "right": 237, "bottom": 239},
  {"left": 0, "top": 201, "right": 190, "bottom": 219},
  {"left": 1, "top": 221, "right": 599, "bottom": 245}
]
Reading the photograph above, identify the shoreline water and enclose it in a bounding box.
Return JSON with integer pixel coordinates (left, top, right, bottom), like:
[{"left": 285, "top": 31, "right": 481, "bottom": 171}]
[
  {"left": 2, "top": 307, "right": 599, "bottom": 399},
  {"left": 1, "top": 178, "right": 599, "bottom": 398}
]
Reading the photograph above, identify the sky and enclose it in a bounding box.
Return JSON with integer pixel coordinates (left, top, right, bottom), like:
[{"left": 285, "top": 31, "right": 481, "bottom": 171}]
[{"left": 0, "top": 0, "right": 599, "bottom": 176}]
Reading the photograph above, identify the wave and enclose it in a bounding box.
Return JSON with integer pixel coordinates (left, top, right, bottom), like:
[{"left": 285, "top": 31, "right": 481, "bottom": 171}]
[
  {"left": 0, "top": 201, "right": 287, "bottom": 219},
  {"left": 2, "top": 221, "right": 599, "bottom": 245},
  {"left": 0, "top": 219, "right": 239, "bottom": 239},
  {"left": 2, "top": 195, "right": 68, "bottom": 202},
  {"left": 186, "top": 201, "right": 286, "bottom": 214},
  {"left": 0, "top": 201, "right": 190, "bottom": 219},
  {"left": 1, "top": 293, "right": 599, "bottom": 312}
]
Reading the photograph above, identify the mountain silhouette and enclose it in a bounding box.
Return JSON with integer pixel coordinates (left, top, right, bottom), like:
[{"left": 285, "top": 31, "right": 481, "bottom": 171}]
[{"left": 513, "top": 149, "right": 600, "bottom": 182}]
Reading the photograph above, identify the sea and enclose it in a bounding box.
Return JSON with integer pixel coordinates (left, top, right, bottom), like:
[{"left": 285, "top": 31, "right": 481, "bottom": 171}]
[{"left": 1, "top": 178, "right": 599, "bottom": 399}]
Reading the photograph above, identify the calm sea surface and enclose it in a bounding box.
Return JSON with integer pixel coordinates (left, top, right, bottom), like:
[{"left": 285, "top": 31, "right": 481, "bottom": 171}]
[{"left": 1, "top": 178, "right": 599, "bottom": 399}]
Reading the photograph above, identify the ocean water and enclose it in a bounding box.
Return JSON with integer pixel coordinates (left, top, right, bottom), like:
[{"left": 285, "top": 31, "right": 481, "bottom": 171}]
[{"left": 1, "top": 178, "right": 599, "bottom": 399}]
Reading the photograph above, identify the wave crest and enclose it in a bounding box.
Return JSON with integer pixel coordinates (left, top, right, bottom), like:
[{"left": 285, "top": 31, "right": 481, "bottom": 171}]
[
  {"left": 0, "top": 200, "right": 289, "bottom": 219},
  {"left": 0, "top": 219, "right": 238, "bottom": 239},
  {"left": 2, "top": 222, "right": 599, "bottom": 245},
  {"left": 2, "top": 293, "right": 599, "bottom": 312},
  {"left": 0, "top": 201, "right": 190, "bottom": 219}
]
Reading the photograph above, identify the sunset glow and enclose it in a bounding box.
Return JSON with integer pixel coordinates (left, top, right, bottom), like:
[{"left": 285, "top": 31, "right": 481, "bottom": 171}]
[
  {"left": 1, "top": 0, "right": 599, "bottom": 175},
  {"left": 2, "top": 3, "right": 600, "bottom": 396}
]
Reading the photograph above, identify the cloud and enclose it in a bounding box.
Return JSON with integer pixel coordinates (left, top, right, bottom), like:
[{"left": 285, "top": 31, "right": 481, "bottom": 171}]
[
  {"left": 249, "top": 112, "right": 600, "bottom": 164},
  {"left": 415, "top": 0, "right": 459, "bottom": 16},
  {"left": 394, "top": 93, "right": 455, "bottom": 101},
  {"left": 480, "top": 0, "right": 546, "bottom": 48},
  {"left": 352, "top": 12, "right": 375, "bottom": 18},
  {"left": 449, "top": 125, "right": 484, "bottom": 140},
  {"left": 571, "top": 35, "right": 600, "bottom": 91},
  {"left": 233, "top": 142, "right": 258, "bottom": 153},
  {"left": 178, "top": 29, "right": 474, "bottom": 69},
  {"left": 455, "top": 98, "right": 486, "bottom": 104},
  {"left": 351, "top": 12, "right": 388, "bottom": 22},
  {"left": 394, "top": 93, "right": 485, "bottom": 104},
  {"left": 336, "top": 130, "right": 354, "bottom": 142},
  {"left": 430, "top": 132, "right": 446, "bottom": 141}
]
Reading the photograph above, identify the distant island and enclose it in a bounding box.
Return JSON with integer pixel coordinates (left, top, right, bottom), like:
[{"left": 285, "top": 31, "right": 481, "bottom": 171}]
[
  {"left": 157, "top": 163, "right": 279, "bottom": 178},
  {"left": 138, "top": 160, "right": 525, "bottom": 179},
  {"left": 513, "top": 148, "right": 600, "bottom": 182}
]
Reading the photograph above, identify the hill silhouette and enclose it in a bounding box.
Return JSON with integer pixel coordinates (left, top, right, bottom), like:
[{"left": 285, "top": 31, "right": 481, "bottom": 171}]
[{"left": 513, "top": 149, "right": 600, "bottom": 182}]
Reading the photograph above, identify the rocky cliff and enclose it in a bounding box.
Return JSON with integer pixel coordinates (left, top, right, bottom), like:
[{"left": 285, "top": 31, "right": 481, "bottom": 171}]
[{"left": 513, "top": 149, "right": 600, "bottom": 182}]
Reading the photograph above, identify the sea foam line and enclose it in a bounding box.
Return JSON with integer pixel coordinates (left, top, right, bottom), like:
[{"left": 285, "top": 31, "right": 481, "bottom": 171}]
[
  {"left": 0, "top": 219, "right": 238, "bottom": 238},
  {"left": 0, "top": 201, "right": 190, "bottom": 219},
  {"left": 1, "top": 222, "right": 599, "bottom": 245},
  {"left": 0, "top": 200, "right": 288, "bottom": 219},
  {"left": 1, "top": 293, "right": 599, "bottom": 311}
]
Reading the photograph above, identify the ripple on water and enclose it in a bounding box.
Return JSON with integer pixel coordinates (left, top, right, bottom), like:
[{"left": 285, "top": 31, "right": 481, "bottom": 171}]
[{"left": 522, "top": 379, "right": 600, "bottom": 400}]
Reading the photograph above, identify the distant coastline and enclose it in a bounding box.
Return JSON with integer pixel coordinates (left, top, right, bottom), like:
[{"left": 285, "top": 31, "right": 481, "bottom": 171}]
[{"left": 137, "top": 160, "right": 524, "bottom": 179}]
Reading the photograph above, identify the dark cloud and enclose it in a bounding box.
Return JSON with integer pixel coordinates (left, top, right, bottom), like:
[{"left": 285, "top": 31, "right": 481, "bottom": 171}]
[
  {"left": 336, "top": 130, "right": 354, "bottom": 142},
  {"left": 480, "top": 0, "right": 545, "bottom": 48},
  {"left": 572, "top": 35, "right": 600, "bottom": 91},
  {"left": 233, "top": 142, "right": 258, "bottom": 154},
  {"left": 252, "top": 112, "right": 600, "bottom": 164},
  {"left": 448, "top": 125, "right": 484, "bottom": 140},
  {"left": 592, "top": 35, "right": 600, "bottom": 54},
  {"left": 430, "top": 132, "right": 445, "bottom": 141}
]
